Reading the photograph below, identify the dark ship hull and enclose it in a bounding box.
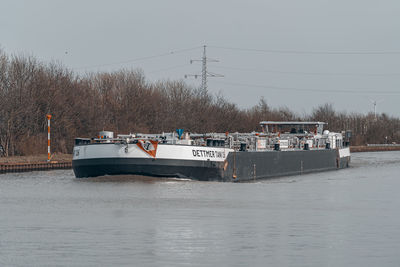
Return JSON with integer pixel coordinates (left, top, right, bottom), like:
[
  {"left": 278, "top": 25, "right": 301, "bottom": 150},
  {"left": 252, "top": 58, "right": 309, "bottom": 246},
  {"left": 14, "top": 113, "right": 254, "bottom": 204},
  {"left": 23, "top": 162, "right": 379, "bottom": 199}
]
[
  {"left": 221, "top": 148, "right": 350, "bottom": 182},
  {"left": 73, "top": 147, "right": 350, "bottom": 182}
]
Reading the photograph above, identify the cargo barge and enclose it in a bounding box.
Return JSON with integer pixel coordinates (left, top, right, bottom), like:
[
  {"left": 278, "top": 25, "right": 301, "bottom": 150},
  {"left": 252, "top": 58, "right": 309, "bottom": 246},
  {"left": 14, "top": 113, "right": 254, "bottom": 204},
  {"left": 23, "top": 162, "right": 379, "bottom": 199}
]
[{"left": 72, "top": 121, "right": 351, "bottom": 182}]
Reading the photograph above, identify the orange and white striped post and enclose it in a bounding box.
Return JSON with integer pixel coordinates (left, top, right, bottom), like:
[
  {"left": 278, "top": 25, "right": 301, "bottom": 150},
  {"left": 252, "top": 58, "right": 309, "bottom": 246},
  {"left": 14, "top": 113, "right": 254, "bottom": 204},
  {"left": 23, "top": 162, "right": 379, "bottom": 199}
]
[{"left": 46, "top": 114, "right": 52, "bottom": 162}]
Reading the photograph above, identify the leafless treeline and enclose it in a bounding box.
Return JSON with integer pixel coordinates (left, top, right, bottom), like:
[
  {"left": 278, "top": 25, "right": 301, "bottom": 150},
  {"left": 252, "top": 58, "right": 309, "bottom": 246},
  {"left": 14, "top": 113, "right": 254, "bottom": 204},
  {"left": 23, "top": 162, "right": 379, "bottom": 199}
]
[{"left": 1, "top": 50, "right": 399, "bottom": 156}]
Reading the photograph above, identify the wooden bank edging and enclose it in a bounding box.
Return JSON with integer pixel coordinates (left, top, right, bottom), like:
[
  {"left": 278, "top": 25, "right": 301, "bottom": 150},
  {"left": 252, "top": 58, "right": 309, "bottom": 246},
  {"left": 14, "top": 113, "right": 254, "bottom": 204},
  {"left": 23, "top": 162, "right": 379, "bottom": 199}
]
[
  {"left": 350, "top": 146, "right": 400, "bottom": 153},
  {"left": 0, "top": 161, "right": 72, "bottom": 174}
]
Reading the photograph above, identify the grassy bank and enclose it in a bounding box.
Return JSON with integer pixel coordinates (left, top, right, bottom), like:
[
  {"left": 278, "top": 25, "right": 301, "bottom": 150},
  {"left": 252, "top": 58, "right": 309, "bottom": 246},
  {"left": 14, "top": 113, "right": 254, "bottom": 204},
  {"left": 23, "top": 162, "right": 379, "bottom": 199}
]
[{"left": 0, "top": 153, "right": 72, "bottom": 164}]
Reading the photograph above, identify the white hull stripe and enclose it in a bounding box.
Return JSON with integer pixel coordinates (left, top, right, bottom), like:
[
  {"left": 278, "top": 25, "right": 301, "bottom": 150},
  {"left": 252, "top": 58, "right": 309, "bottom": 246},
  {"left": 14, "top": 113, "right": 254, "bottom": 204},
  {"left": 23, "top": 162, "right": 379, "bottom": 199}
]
[{"left": 74, "top": 144, "right": 233, "bottom": 162}]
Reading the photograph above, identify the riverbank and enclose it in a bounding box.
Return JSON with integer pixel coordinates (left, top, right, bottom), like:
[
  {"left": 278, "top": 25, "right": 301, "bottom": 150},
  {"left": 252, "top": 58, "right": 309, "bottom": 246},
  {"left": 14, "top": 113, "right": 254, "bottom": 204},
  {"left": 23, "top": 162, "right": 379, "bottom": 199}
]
[
  {"left": 0, "top": 154, "right": 72, "bottom": 174},
  {"left": 0, "top": 153, "right": 72, "bottom": 164},
  {"left": 350, "top": 145, "right": 400, "bottom": 152},
  {"left": 1, "top": 147, "right": 399, "bottom": 175},
  {"left": 1, "top": 147, "right": 399, "bottom": 165}
]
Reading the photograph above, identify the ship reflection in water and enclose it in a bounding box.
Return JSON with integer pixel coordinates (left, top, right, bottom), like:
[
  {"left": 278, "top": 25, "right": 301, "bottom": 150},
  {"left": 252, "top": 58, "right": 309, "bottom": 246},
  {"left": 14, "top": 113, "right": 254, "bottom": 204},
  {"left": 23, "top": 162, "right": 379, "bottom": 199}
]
[{"left": 1, "top": 152, "right": 400, "bottom": 266}]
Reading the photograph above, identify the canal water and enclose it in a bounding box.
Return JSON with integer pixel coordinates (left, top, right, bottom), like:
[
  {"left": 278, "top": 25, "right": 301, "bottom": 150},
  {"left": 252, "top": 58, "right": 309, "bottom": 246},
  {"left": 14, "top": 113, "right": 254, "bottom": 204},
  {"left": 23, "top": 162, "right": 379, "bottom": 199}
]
[{"left": 1, "top": 152, "right": 400, "bottom": 266}]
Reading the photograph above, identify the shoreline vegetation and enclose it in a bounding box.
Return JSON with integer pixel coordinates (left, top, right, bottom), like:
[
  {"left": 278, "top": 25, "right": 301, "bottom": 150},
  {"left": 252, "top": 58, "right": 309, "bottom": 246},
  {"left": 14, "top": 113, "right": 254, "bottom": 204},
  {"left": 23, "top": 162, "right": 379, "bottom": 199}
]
[{"left": 1, "top": 49, "right": 400, "bottom": 158}]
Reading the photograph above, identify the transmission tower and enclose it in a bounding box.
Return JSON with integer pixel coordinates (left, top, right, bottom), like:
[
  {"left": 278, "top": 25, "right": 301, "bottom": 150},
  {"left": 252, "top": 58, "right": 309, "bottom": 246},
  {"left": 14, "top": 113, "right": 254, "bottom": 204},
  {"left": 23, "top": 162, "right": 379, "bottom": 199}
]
[
  {"left": 372, "top": 100, "right": 377, "bottom": 120},
  {"left": 369, "top": 98, "right": 383, "bottom": 120},
  {"left": 185, "top": 45, "right": 223, "bottom": 91}
]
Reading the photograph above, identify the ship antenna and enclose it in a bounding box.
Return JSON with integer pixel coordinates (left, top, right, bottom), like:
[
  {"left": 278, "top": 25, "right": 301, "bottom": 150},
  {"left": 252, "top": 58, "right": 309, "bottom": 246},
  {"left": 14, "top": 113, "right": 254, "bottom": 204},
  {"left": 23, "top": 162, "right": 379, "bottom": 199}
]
[{"left": 185, "top": 45, "right": 223, "bottom": 92}]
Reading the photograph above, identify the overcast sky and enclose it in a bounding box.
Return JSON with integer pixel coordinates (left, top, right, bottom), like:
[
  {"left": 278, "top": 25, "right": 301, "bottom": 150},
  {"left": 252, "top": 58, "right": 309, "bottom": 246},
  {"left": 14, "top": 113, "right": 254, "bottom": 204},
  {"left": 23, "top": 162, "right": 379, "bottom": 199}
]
[{"left": 1, "top": 0, "right": 400, "bottom": 116}]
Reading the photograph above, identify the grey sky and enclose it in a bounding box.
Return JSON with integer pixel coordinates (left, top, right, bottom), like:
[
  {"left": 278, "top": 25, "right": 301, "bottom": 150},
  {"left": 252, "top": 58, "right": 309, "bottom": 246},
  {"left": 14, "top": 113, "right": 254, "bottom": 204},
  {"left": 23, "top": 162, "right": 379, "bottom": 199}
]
[{"left": 1, "top": 0, "right": 400, "bottom": 116}]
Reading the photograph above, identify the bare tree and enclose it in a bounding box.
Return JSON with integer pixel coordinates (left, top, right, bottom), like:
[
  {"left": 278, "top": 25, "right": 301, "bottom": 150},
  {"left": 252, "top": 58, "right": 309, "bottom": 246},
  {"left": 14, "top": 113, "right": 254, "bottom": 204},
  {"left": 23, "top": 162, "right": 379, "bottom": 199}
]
[{"left": 1, "top": 50, "right": 400, "bottom": 156}]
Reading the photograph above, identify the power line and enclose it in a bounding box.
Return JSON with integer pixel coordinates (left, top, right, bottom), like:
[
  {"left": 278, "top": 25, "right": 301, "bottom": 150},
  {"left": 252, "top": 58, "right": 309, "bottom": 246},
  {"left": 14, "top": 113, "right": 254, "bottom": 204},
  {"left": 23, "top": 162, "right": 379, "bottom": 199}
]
[
  {"left": 212, "top": 80, "right": 400, "bottom": 95},
  {"left": 147, "top": 63, "right": 190, "bottom": 74},
  {"left": 74, "top": 46, "right": 202, "bottom": 70},
  {"left": 213, "top": 65, "right": 400, "bottom": 77},
  {"left": 209, "top": 45, "right": 400, "bottom": 55}
]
